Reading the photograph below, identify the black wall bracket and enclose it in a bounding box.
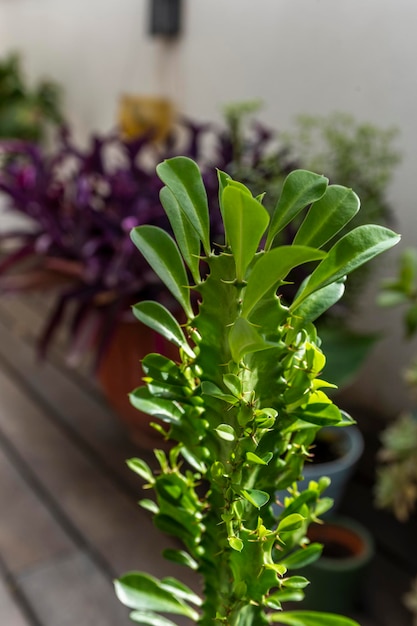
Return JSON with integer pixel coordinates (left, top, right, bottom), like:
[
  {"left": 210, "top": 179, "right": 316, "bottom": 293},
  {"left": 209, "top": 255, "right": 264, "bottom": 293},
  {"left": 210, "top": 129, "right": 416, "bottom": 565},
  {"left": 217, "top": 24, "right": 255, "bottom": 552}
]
[{"left": 149, "top": 0, "right": 182, "bottom": 37}]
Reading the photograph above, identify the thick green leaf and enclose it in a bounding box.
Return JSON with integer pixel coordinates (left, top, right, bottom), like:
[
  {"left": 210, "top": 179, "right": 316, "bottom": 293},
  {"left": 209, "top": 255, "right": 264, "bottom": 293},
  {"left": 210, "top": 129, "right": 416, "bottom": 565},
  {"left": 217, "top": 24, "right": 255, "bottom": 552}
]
[
  {"left": 246, "top": 451, "right": 273, "bottom": 465},
  {"left": 269, "top": 611, "right": 360, "bottom": 625},
  {"left": 241, "top": 488, "right": 270, "bottom": 508},
  {"left": 145, "top": 378, "right": 190, "bottom": 401},
  {"left": 160, "top": 186, "right": 201, "bottom": 283},
  {"left": 281, "top": 543, "right": 323, "bottom": 569},
  {"left": 201, "top": 381, "right": 238, "bottom": 404},
  {"left": 279, "top": 486, "right": 317, "bottom": 507},
  {"left": 265, "top": 562, "right": 288, "bottom": 577},
  {"left": 315, "top": 497, "right": 334, "bottom": 517},
  {"left": 283, "top": 576, "right": 310, "bottom": 589},
  {"left": 141, "top": 353, "right": 188, "bottom": 386},
  {"left": 162, "top": 549, "right": 198, "bottom": 570},
  {"left": 154, "top": 514, "right": 197, "bottom": 545},
  {"left": 180, "top": 447, "right": 207, "bottom": 473},
  {"left": 126, "top": 458, "right": 155, "bottom": 484},
  {"left": 293, "top": 279, "right": 345, "bottom": 322},
  {"left": 139, "top": 499, "right": 159, "bottom": 514},
  {"left": 242, "top": 246, "right": 326, "bottom": 318},
  {"left": 277, "top": 513, "right": 305, "bottom": 533},
  {"left": 293, "top": 185, "right": 360, "bottom": 249},
  {"left": 129, "top": 387, "right": 184, "bottom": 423},
  {"left": 215, "top": 424, "right": 236, "bottom": 442},
  {"left": 131, "top": 226, "right": 193, "bottom": 318},
  {"left": 156, "top": 157, "right": 210, "bottom": 255},
  {"left": 217, "top": 169, "right": 231, "bottom": 222},
  {"left": 266, "top": 170, "right": 328, "bottom": 249},
  {"left": 222, "top": 373, "right": 242, "bottom": 397},
  {"left": 132, "top": 301, "right": 195, "bottom": 359},
  {"left": 267, "top": 590, "right": 304, "bottom": 606},
  {"left": 115, "top": 572, "right": 199, "bottom": 619},
  {"left": 293, "top": 399, "right": 342, "bottom": 426},
  {"left": 222, "top": 185, "right": 270, "bottom": 281},
  {"left": 161, "top": 578, "right": 202, "bottom": 606},
  {"left": 129, "top": 611, "right": 178, "bottom": 625},
  {"left": 291, "top": 225, "right": 401, "bottom": 310},
  {"left": 227, "top": 179, "right": 253, "bottom": 196},
  {"left": 228, "top": 317, "right": 270, "bottom": 363},
  {"left": 228, "top": 536, "right": 244, "bottom": 551}
]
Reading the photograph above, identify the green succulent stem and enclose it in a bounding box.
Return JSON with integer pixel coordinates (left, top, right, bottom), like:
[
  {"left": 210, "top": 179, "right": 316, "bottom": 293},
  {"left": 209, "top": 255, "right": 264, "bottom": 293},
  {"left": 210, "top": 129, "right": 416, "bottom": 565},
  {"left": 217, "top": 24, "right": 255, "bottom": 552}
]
[{"left": 115, "top": 157, "right": 400, "bottom": 626}]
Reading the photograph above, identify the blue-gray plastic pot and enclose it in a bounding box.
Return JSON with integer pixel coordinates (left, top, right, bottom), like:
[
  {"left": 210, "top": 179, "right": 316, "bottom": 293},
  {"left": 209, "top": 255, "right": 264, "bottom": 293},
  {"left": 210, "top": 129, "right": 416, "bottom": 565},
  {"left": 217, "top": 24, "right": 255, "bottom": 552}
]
[{"left": 277, "top": 425, "right": 364, "bottom": 513}]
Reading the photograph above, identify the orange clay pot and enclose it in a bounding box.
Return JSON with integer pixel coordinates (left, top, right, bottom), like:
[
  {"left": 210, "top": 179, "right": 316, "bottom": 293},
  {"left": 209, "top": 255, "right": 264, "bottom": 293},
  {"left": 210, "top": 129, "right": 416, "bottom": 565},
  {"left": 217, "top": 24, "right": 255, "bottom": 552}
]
[{"left": 97, "top": 319, "right": 179, "bottom": 449}]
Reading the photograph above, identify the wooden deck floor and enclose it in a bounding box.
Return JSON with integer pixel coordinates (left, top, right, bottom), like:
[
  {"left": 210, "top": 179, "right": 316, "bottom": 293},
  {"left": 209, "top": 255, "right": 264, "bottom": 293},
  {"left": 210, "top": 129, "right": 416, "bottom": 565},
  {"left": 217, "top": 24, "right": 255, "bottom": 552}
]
[{"left": 0, "top": 293, "right": 415, "bottom": 626}]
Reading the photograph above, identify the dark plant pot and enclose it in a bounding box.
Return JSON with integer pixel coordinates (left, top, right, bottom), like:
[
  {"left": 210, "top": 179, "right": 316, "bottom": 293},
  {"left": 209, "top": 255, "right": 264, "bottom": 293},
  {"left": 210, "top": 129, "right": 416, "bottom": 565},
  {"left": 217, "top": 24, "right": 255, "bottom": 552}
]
[
  {"left": 301, "top": 517, "right": 374, "bottom": 613},
  {"left": 275, "top": 425, "right": 364, "bottom": 515},
  {"left": 97, "top": 319, "right": 178, "bottom": 448},
  {"left": 302, "top": 425, "right": 364, "bottom": 511}
]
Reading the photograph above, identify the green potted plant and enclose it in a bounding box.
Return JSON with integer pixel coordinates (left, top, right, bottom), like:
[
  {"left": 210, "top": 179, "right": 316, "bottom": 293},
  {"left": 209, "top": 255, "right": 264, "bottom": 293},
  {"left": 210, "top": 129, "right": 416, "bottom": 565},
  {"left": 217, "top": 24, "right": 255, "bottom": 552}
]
[
  {"left": 0, "top": 51, "right": 63, "bottom": 142},
  {"left": 113, "top": 156, "right": 399, "bottom": 624}
]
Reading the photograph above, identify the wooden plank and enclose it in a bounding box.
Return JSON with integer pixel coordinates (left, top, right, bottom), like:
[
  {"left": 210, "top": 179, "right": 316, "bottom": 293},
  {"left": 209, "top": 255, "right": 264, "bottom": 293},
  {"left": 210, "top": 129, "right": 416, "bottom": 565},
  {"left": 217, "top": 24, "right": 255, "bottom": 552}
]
[
  {"left": 0, "top": 311, "right": 145, "bottom": 494},
  {"left": 0, "top": 364, "right": 195, "bottom": 586},
  {"left": 18, "top": 552, "right": 130, "bottom": 626},
  {"left": 0, "top": 576, "right": 32, "bottom": 626},
  {"left": 0, "top": 292, "right": 64, "bottom": 349},
  {"left": 0, "top": 295, "right": 163, "bottom": 461},
  {"left": 0, "top": 444, "right": 74, "bottom": 575},
  {"left": 0, "top": 294, "right": 105, "bottom": 404}
]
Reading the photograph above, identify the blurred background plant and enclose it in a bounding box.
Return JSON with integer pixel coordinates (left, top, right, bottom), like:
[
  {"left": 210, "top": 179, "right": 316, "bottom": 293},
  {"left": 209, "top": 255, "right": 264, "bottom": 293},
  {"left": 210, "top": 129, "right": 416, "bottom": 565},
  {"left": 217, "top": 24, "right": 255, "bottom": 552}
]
[
  {"left": 375, "top": 411, "right": 417, "bottom": 521},
  {"left": 282, "top": 112, "right": 401, "bottom": 236},
  {"left": 375, "top": 247, "right": 417, "bottom": 518},
  {"left": 374, "top": 246, "right": 417, "bottom": 625},
  {"left": 282, "top": 111, "right": 401, "bottom": 389},
  {"left": 404, "top": 578, "right": 417, "bottom": 626},
  {"left": 220, "top": 99, "right": 291, "bottom": 207},
  {"left": 281, "top": 112, "right": 402, "bottom": 388},
  {"left": 0, "top": 51, "right": 64, "bottom": 143},
  {"left": 283, "top": 112, "right": 401, "bottom": 302}
]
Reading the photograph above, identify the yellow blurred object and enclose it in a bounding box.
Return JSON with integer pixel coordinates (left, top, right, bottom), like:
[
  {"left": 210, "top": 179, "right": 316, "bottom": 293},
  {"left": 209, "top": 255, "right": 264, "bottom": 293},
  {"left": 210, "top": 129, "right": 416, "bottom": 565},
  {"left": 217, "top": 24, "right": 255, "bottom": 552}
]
[{"left": 118, "top": 95, "right": 175, "bottom": 142}]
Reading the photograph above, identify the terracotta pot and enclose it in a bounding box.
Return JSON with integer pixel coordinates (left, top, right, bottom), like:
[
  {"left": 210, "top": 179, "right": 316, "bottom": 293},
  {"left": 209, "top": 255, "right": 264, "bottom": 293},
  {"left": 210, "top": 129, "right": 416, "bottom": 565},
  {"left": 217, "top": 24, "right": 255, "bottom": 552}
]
[{"left": 97, "top": 319, "right": 179, "bottom": 449}]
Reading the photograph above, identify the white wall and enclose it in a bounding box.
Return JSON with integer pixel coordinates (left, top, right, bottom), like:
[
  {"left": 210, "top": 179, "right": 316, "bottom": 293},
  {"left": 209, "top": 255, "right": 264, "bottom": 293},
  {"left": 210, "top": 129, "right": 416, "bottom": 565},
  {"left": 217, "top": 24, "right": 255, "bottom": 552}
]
[{"left": 1, "top": 0, "right": 416, "bottom": 415}]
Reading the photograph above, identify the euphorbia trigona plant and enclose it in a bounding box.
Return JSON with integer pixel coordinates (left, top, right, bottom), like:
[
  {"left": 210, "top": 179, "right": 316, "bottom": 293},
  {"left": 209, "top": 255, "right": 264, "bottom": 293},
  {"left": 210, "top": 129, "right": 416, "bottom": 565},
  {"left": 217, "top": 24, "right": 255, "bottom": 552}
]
[{"left": 114, "top": 157, "right": 400, "bottom": 625}]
